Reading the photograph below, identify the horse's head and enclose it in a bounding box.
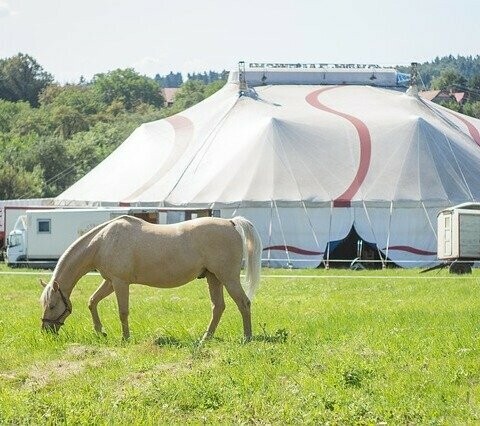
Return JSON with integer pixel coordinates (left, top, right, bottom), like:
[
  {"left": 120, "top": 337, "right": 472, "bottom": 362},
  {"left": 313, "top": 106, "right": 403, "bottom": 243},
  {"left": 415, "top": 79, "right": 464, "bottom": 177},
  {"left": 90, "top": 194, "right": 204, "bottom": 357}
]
[{"left": 39, "top": 279, "right": 72, "bottom": 333}]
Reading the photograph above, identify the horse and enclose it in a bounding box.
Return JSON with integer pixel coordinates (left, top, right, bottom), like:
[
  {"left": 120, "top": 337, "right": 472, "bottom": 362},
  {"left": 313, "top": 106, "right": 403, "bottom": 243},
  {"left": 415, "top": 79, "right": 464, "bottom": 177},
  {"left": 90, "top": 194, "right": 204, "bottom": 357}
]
[{"left": 39, "top": 215, "right": 262, "bottom": 341}]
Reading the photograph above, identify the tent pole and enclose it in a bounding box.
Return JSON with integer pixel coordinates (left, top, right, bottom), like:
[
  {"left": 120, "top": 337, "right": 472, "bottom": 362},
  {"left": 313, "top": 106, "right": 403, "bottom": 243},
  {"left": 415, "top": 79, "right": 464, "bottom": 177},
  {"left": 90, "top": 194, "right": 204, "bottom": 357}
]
[
  {"left": 301, "top": 200, "right": 322, "bottom": 266},
  {"left": 385, "top": 201, "right": 394, "bottom": 269},
  {"left": 268, "top": 200, "right": 274, "bottom": 268},
  {"left": 362, "top": 200, "right": 385, "bottom": 269},
  {"left": 326, "top": 201, "right": 333, "bottom": 270},
  {"left": 273, "top": 200, "right": 292, "bottom": 268},
  {"left": 421, "top": 201, "right": 437, "bottom": 240}
]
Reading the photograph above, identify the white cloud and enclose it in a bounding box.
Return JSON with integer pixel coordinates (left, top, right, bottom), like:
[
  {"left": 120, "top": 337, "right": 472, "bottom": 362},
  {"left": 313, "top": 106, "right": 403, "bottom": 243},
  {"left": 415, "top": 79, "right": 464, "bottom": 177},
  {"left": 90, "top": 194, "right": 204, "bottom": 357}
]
[
  {"left": 132, "top": 56, "right": 169, "bottom": 77},
  {"left": 182, "top": 58, "right": 213, "bottom": 74},
  {"left": 0, "top": 0, "right": 15, "bottom": 18}
]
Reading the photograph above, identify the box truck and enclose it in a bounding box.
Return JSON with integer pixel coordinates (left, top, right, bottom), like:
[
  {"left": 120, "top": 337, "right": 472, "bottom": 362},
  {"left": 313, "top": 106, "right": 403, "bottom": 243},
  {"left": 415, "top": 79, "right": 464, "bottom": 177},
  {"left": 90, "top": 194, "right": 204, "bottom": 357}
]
[{"left": 5, "top": 207, "right": 214, "bottom": 268}]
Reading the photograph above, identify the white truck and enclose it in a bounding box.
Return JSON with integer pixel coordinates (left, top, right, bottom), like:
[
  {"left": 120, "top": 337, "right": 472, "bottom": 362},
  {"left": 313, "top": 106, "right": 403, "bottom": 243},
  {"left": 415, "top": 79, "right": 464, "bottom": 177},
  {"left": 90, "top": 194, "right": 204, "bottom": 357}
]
[
  {"left": 5, "top": 207, "right": 215, "bottom": 268},
  {"left": 0, "top": 199, "right": 54, "bottom": 256}
]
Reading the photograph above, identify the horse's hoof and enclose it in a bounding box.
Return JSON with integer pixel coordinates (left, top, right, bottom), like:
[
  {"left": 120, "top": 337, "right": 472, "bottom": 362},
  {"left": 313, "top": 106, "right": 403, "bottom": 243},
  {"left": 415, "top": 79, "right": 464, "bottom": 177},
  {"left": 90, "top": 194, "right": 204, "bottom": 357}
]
[
  {"left": 242, "top": 336, "right": 252, "bottom": 344},
  {"left": 201, "top": 332, "right": 212, "bottom": 341}
]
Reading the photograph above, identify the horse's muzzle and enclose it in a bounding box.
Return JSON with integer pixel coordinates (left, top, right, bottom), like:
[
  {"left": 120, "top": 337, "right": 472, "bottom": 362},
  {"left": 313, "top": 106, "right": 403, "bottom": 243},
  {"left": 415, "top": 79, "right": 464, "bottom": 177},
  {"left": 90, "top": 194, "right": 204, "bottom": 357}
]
[{"left": 41, "top": 321, "right": 60, "bottom": 334}]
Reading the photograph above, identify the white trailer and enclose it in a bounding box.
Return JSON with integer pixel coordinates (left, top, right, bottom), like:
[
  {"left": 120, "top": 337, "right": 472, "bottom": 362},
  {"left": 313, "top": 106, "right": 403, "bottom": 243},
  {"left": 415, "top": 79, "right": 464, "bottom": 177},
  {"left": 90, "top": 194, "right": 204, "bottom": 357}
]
[
  {"left": 437, "top": 203, "right": 480, "bottom": 274},
  {"left": 5, "top": 207, "right": 215, "bottom": 268},
  {"left": 437, "top": 203, "right": 480, "bottom": 260}
]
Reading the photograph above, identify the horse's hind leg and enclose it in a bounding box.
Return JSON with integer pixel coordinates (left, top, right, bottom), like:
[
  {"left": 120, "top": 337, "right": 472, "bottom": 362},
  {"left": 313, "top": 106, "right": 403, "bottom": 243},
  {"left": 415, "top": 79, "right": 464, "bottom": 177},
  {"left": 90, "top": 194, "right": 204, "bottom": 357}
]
[
  {"left": 88, "top": 279, "right": 114, "bottom": 336},
  {"left": 223, "top": 279, "right": 252, "bottom": 341},
  {"left": 202, "top": 272, "right": 226, "bottom": 342},
  {"left": 112, "top": 279, "right": 131, "bottom": 340}
]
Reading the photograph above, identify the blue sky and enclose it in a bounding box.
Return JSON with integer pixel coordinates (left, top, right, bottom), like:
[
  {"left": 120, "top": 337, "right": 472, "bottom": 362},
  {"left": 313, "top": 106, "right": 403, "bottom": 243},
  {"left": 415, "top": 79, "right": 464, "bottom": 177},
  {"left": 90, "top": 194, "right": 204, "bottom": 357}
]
[{"left": 0, "top": 0, "right": 478, "bottom": 82}]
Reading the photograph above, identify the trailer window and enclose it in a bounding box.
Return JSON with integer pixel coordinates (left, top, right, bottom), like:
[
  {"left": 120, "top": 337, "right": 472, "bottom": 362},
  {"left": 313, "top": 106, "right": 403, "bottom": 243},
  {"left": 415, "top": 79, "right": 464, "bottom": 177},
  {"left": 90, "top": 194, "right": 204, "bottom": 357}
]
[{"left": 37, "top": 219, "right": 51, "bottom": 233}]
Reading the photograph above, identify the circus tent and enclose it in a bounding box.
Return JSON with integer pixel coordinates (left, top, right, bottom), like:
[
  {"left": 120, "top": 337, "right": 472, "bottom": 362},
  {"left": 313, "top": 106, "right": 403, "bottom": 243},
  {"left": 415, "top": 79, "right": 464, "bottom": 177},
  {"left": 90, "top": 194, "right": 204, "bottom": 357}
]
[{"left": 57, "top": 65, "right": 480, "bottom": 267}]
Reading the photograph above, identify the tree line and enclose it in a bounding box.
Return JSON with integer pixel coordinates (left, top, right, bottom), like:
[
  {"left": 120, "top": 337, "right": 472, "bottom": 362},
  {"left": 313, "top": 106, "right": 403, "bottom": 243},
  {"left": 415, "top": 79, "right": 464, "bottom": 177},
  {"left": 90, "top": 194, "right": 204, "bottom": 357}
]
[
  {"left": 0, "top": 53, "right": 226, "bottom": 200},
  {"left": 154, "top": 70, "right": 228, "bottom": 88}
]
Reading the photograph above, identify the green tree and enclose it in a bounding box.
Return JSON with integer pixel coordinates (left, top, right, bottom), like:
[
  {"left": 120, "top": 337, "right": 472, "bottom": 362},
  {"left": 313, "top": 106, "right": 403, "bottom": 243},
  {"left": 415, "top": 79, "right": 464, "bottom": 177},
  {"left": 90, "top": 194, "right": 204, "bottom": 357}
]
[
  {"left": 50, "top": 104, "right": 91, "bottom": 139},
  {"left": 0, "top": 100, "right": 32, "bottom": 133},
  {"left": 39, "top": 84, "right": 114, "bottom": 138},
  {"left": 39, "top": 84, "right": 103, "bottom": 115},
  {"left": 0, "top": 53, "right": 54, "bottom": 106},
  {"left": 468, "top": 74, "right": 480, "bottom": 91},
  {"left": 155, "top": 71, "right": 183, "bottom": 88},
  {"left": 430, "top": 69, "right": 467, "bottom": 91},
  {"left": 92, "top": 68, "right": 164, "bottom": 111},
  {"left": 0, "top": 163, "right": 43, "bottom": 199},
  {"left": 467, "top": 75, "right": 480, "bottom": 101},
  {"left": 170, "top": 79, "right": 226, "bottom": 112},
  {"left": 172, "top": 80, "right": 207, "bottom": 110},
  {"left": 463, "top": 101, "right": 480, "bottom": 119},
  {"left": 22, "top": 136, "right": 73, "bottom": 197},
  {"left": 205, "top": 79, "right": 227, "bottom": 97},
  {"left": 9, "top": 106, "right": 51, "bottom": 137}
]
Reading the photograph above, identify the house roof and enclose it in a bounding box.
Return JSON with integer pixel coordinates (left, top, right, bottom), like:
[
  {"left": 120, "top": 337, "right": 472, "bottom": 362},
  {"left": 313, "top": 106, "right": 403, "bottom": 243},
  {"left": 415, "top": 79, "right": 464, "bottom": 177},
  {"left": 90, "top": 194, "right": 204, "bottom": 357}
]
[{"left": 162, "top": 87, "right": 179, "bottom": 104}]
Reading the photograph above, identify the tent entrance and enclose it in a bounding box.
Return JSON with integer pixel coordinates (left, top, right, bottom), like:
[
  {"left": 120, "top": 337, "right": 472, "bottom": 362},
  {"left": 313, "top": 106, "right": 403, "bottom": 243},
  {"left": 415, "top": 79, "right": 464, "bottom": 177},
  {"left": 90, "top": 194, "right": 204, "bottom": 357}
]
[{"left": 325, "top": 226, "right": 387, "bottom": 269}]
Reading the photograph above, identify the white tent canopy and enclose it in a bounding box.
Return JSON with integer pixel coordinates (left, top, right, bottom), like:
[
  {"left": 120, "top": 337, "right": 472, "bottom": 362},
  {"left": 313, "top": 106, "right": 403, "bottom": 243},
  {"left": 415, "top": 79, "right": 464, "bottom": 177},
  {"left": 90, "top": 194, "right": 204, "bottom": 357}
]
[{"left": 58, "top": 67, "right": 480, "bottom": 267}]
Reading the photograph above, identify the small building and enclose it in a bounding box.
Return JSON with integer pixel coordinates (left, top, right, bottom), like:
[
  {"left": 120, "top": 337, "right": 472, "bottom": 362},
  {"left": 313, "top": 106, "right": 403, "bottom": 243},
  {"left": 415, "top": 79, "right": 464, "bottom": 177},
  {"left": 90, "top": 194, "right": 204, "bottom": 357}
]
[
  {"left": 419, "top": 89, "right": 468, "bottom": 104},
  {"left": 162, "top": 88, "right": 179, "bottom": 107}
]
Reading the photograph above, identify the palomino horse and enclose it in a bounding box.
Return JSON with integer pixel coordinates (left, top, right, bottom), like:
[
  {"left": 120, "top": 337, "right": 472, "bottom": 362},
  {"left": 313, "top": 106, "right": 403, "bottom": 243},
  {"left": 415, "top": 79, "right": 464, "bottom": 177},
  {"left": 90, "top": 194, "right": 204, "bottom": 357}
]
[{"left": 40, "top": 215, "right": 262, "bottom": 341}]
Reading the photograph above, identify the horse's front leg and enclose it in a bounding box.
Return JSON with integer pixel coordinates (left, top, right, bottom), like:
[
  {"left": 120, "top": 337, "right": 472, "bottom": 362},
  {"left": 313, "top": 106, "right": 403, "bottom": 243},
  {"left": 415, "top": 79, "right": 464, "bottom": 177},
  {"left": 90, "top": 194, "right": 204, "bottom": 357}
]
[
  {"left": 88, "top": 279, "right": 114, "bottom": 336},
  {"left": 112, "top": 279, "right": 131, "bottom": 340}
]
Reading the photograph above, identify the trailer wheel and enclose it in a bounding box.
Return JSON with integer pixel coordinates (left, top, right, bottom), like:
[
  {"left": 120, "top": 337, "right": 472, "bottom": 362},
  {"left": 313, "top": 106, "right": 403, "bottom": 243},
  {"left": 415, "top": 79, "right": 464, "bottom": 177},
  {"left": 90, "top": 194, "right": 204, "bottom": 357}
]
[{"left": 449, "top": 262, "right": 472, "bottom": 274}]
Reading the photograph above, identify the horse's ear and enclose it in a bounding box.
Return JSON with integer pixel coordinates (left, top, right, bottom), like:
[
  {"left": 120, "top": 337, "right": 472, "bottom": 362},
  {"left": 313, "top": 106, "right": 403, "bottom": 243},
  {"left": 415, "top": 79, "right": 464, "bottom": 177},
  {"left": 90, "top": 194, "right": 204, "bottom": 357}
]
[
  {"left": 52, "top": 281, "right": 59, "bottom": 292},
  {"left": 39, "top": 279, "right": 47, "bottom": 288}
]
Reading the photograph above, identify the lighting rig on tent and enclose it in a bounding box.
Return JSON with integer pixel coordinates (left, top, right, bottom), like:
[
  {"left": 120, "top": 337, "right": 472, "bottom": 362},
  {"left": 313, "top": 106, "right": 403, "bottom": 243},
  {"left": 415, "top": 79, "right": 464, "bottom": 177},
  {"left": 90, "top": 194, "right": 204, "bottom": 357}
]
[
  {"left": 406, "top": 62, "right": 419, "bottom": 96},
  {"left": 238, "top": 61, "right": 248, "bottom": 96},
  {"left": 247, "top": 62, "right": 386, "bottom": 69}
]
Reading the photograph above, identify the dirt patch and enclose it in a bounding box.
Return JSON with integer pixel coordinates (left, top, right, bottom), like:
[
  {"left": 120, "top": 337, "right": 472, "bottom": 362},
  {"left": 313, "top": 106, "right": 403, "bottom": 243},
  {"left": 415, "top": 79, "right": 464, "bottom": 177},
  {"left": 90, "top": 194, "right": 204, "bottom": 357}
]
[
  {"left": 24, "top": 359, "right": 85, "bottom": 390},
  {"left": 66, "top": 343, "right": 118, "bottom": 360},
  {"left": 0, "top": 372, "right": 19, "bottom": 382},
  {"left": 22, "top": 344, "right": 118, "bottom": 390}
]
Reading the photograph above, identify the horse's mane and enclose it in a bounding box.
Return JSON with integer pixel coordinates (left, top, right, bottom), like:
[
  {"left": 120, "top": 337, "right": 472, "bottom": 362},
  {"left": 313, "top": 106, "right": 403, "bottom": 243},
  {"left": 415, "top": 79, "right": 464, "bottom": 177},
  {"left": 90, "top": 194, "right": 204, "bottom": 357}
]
[{"left": 40, "top": 284, "right": 53, "bottom": 309}]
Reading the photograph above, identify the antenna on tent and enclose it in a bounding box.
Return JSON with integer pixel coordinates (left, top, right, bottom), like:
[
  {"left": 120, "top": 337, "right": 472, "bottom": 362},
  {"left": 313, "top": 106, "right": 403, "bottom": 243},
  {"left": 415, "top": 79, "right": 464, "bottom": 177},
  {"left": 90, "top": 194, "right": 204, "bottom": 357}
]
[
  {"left": 238, "top": 61, "right": 248, "bottom": 96},
  {"left": 406, "top": 62, "right": 419, "bottom": 97}
]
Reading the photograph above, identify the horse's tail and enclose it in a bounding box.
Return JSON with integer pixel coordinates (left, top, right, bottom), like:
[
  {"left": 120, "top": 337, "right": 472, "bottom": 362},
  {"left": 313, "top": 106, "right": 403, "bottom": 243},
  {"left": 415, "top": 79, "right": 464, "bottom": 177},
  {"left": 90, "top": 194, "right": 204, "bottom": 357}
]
[{"left": 231, "top": 216, "right": 262, "bottom": 300}]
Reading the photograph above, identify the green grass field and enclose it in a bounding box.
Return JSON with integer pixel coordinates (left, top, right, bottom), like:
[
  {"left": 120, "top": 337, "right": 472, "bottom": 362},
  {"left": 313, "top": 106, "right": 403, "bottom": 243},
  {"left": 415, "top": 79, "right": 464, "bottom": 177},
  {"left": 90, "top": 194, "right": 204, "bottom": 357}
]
[{"left": 1, "top": 267, "right": 480, "bottom": 424}]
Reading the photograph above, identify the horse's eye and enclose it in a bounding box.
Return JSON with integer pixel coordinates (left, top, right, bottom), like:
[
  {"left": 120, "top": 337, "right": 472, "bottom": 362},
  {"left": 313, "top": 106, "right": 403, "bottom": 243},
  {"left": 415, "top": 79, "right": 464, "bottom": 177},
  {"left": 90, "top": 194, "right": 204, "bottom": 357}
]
[{"left": 48, "top": 304, "right": 55, "bottom": 310}]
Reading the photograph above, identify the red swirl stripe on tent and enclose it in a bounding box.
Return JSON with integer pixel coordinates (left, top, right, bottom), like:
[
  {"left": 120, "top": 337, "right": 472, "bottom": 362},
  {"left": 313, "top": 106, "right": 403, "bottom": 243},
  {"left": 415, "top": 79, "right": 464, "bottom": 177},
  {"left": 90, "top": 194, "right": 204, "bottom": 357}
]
[
  {"left": 384, "top": 246, "right": 436, "bottom": 256},
  {"left": 263, "top": 245, "right": 324, "bottom": 256},
  {"left": 306, "top": 87, "right": 372, "bottom": 207},
  {"left": 450, "top": 112, "right": 480, "bottom": 147},
  {"left": 123, "top": 114, "right": 194, "bottom": 201}
]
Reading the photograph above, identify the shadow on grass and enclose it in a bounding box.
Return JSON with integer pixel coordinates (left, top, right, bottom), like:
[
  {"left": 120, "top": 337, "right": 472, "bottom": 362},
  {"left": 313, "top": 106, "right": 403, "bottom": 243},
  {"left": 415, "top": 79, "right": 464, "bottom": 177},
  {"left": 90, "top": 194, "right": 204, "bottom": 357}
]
[
  {"left": 154, "top": 327, "right": 289, "bottom": 347},
  {"left": 154, "top": 336, "right": 191, "bottom": 348},
  {"left": 253, "top": 326, "right": 289, "bottom": 343}
]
